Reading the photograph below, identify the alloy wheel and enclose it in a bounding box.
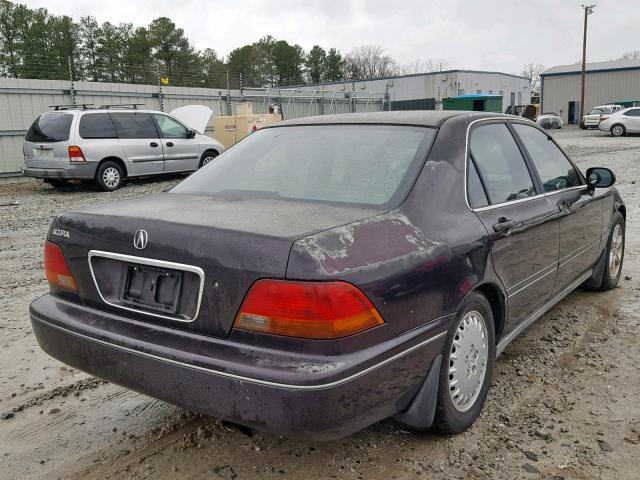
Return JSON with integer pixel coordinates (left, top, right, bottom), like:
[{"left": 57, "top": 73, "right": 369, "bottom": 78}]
[
  {"left": 448, "top": 310, "right": 489, "bottom": 412},
  {"left": 609, "top": 223, "right": 623, "bottom": 280}
]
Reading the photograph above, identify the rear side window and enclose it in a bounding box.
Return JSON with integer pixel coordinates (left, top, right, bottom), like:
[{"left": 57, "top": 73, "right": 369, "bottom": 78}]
[
  {"left": 624, "top": 109, "right": 640, "bottom": 117},
  {"left": 25, "top": 114, "right": 73, "bottom": 142},
  {"left": 512, "top": 124, "right": 582, "bottom": 192},
  {"left": 79, "top": 113, "right": 117, "bottom": 139},
  {"left": 470, "top": 123, "right": 536, "bottom": 205},
  {"left": 109, "top": 113, "right": 158, "bottom": 139},
  {"left": 467, "top": 159, "right": 489, "bottom": 208}
]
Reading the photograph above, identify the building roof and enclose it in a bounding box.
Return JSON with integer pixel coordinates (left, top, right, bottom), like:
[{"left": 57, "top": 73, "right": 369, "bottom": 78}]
[
  {"left": 275, "top": 111, "right": 510, "bottom": 128},
  {"left": 541, "top": 59, "right": 640, "bottom": 76}
]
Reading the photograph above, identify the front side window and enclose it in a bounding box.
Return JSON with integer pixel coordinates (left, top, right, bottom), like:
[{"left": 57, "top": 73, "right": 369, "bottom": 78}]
[
  {"left": 512, "top": 123, "right": 582, "bottom": 192},
  {"left": 79, "top": 113, "right": 117, "bottom": 139},
  {"left": 154, "top": 114, "right": 189, "bottom": 139},
  {"left": 470, "top": 123, "right": 536, "bottom": 205},
  {"left": 109, "top": 113, "right": 158, "bottom": 139},
  {"left": 172, "top": 125, "right": 435, "bottom": 207},
  {"left": 25, "top": 113, "right": 73, "bottom": 142}
]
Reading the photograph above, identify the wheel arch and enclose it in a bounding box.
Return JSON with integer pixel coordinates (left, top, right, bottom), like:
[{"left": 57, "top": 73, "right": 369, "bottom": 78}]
[
  {"left": 471, "top": 282, "right": 506, "bottom": 343},
  {"left": 98, "top": 156, "right": 128, "bottom": 178},
  {"left": 618, "top": 204, "right": 626, "bottom": 220}
]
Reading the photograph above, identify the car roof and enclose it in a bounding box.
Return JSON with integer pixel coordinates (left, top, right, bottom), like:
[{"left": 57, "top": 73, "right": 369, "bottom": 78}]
[{"left": 275, "top": 111, "right": 511, "bottom": 128}]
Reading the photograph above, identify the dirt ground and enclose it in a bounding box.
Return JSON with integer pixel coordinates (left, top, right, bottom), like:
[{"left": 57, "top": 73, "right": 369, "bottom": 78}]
[{"left": 1, "top": 126, "right": 639, "bottom": 480}]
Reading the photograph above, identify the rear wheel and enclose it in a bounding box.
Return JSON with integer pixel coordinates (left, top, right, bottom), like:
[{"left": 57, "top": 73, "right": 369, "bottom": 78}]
[
  {"left": 96, "top": 161, "right": 123, "bottom": 191},
  {"left": 611, "top": 124, "right": 626, "bottom": 137},
  {"left": 199, "top": 150, "right": 219, "bottom": 168},
  {"left": 432, "top": 292, "right": 495, "bottom": 434},
  {"left": 598, "top": 212, "right": 625, "bottom": 291}
]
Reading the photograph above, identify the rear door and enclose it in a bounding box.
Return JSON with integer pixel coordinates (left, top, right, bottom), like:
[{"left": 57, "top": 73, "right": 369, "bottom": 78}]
[
  {"left": 23, "top": 113, "right": 75, "bottom": 169},
  {"left": 511, "top": 123, "right": 602, "bottom": 291},
  {"left": 109, "top": 112, "right": 163, "bottom": 175},
  {"left": 152, "top": 113, "right": 200, "bottom": 172},
  {"left": 468, "top": 122, "right": 559, "bottom": 328}
]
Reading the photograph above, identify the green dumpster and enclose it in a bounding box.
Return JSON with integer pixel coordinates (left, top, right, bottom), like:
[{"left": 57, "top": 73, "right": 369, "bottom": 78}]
[{"left": 443, "top": 94, "right": 503, "bottom": 112}]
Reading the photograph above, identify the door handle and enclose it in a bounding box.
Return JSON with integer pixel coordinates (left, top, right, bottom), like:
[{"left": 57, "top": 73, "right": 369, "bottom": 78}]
[
  {"left": 166, "top": 142, "right": 174, "bottom": 147},
  {"left": 493, "top": 217, "right": 515, "bottom": 233},
  {"left": 150, "top": 142, "right": 158, "bottom": 147}
]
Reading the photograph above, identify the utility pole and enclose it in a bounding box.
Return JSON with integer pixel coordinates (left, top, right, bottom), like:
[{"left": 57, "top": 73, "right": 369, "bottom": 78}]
[
  {"left": 156, "top": 65, "right": 165, "bottom": 112},
  {"left": 68, "top": 57, "right": 76, "bottom": 106},
  {"left": 579, "top": 4, "right": 596, "bottom": 128}
]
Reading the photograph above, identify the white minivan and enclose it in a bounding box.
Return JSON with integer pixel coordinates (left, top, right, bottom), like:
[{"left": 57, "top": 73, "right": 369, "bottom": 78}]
[{"left": 23, "top": 105, "right": 224, "bottom": 190}]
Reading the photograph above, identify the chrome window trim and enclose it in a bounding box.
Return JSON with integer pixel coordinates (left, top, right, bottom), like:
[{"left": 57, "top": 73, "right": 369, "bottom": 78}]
[
  {"left": 87, "top": 250, "right": 205, "bottom": 323},
  {"left": 32, "top": 313, "right": 447, "bottom": 391},
  {"left": 464, "top": 118, "right": 586, "bottom": 212}
]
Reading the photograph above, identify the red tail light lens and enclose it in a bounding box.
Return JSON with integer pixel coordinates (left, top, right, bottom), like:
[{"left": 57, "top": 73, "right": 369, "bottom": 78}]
[
  {"left": 44, "top": 241, "right": 77, "bottom": 291},
  {"left": 68, "top": 146, "right": 86, "bottom": 162},
  {"left": 600, "top": 115, "right": 609, "bottom": 121},
  {"left": 234, "top": 280, "right": 384, "bottom": 339}
]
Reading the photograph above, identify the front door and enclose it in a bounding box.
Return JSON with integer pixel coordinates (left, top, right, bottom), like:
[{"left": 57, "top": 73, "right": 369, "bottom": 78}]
[
  {"left": 153, "top": 114, "right": 200, "bottom": 173},
  {"left": 511, "top": 123, "right": 603, "bottom": 290},
  {"left": 468, "top": 122, "right": 559, "bottom": 327},
  {"left": 109, "top": 112, "right": 163, "bottom": 176}
]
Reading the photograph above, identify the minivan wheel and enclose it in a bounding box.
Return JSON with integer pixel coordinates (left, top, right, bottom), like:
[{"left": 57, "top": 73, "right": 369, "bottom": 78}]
[
  {"left": 598, "top": 212, "right": 625, "bottom": 291},
  {"left": 96, "top": 161, "right": 124, "bottom": 191},
  {"left": 199, "top": 150, "right": 219, "bottom": 168},
  {"left": 431, "top": 292, "right": 495, "bottom": 434},
  {"left": 611, "top": 124, "right": 626, "bottom": 137}
]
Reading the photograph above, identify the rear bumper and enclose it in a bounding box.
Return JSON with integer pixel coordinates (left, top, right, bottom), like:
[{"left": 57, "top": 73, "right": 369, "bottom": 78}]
[
  {"left": 30, "top": 294, "right": 448, "bottom": 439},
  {"left": 23, "top": 162, "right": 97, "bottom": 180}
]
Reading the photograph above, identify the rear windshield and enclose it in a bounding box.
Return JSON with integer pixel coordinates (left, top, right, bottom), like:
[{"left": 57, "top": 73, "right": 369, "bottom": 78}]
[
  {"left": 590, "top": 107, "right": 612, "bottom": 114},
  {"left": 172, "top": 125, "right": 435, "bottom": 207},
  {"left": 25, "top": 113, "right": 73, "bottom": 142}
]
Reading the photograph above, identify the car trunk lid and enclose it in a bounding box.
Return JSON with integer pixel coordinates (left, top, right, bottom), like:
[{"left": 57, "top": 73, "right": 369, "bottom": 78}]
[{"left": 52, "top": 193, "right": 381, "bottom": 337}]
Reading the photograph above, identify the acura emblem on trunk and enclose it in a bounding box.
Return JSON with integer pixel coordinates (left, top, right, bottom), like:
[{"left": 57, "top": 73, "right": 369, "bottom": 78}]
[{"left": 133, "top": 230, "right": 148, "bottom": 250}]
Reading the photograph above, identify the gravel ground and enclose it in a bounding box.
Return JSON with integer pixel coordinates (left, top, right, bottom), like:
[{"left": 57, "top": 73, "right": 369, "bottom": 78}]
[{"left": 0, "top": 127, "right": 639, "bottom": 480}]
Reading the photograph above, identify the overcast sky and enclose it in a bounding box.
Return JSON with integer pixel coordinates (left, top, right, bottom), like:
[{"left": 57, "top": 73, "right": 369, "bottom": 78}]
[{"left": 19, "top": 0, "right": 639, "bottom": 74}]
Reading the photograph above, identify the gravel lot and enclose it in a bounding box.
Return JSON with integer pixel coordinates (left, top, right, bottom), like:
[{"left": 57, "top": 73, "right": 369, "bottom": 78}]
[{"left": 0, "top": 127, "right": 639, "bottom": 480}]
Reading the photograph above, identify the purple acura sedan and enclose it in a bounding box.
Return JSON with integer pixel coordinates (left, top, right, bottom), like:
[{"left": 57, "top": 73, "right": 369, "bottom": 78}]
[{"left": 31, "top": 111, "right": 625, "bottom": 439}]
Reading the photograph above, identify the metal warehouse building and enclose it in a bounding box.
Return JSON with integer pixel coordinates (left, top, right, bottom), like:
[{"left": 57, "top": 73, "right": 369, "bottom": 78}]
[
  {"left": 298, "top": 70, "right": 531, "bottom": 113},
  {"left": 540, "top": 59, "right": 640, "bottom": 125}
]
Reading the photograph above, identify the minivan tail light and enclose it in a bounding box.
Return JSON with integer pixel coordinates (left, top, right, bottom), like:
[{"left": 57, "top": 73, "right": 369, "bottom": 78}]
[
  {"left": 234, "top": 280, "right": 384, "bottom": 339},
  {"left": 44, "top": 241, "right": 77, "bottom": 291},
  {"left": 68, "top": 146, "right": 86, "bottom": 162}
]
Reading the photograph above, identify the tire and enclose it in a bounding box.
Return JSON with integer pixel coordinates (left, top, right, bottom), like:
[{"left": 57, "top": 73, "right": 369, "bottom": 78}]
[
  {"left": 199, "top": 150, "right": 219, "bottom": 168},
  {"left": 598, "top": 211, "right": 625, "bottom": 291},
  {"left": 95, "top": 161, "right": 124, "bottom": 191},
  {"left": 432, "top": 292, "right": 496, "bottom": 434},
  {"left": 611, "top": 124, "right": 626, "bottom": 137}
]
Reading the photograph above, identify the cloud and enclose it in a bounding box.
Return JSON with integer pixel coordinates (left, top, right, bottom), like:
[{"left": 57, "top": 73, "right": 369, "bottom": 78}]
[{"left": 19, "top": 0, "right": 640, "bottom": 74}]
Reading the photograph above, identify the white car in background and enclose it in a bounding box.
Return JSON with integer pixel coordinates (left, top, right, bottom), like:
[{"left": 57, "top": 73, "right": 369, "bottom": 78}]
[
  {"left": 583, "top": 104, "right": 622, "bottom": 129},
  {"left": 536, "top": 112, "right": 563, "bottom": 129},
  {"left": 598, "top": 107, "right": 640, "bottom": 137}
]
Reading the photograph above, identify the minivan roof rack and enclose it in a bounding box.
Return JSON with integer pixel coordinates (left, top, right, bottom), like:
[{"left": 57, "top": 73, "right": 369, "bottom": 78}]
[
  {"left": 98, "top": 103, "right": 146, "bottom": 110},
  {"left": 49, "top": 104, "right": 94, "bottom": 111}
]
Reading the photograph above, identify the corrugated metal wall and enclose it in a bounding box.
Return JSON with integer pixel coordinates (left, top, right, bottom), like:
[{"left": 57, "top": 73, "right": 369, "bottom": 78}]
[
  {"left": 541, "top": 69, "right": 640, "bottom": 124},
  {"left": 0, "top": 78, "right": 384, "bottom": 176}
]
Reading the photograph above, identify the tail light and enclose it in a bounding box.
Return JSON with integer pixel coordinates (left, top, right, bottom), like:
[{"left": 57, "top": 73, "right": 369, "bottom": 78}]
[
  {"left": 68, "top": 146, "right": 86, "bottom": 162},
  {"left": 600, "top": 115, "right": 609, "bottom": 121},
  {"left": 44, "top": 241, "right": 77, "bottom": 291},
  {"left": 234, "top": 280, "right": 384, "bottom": 339}
]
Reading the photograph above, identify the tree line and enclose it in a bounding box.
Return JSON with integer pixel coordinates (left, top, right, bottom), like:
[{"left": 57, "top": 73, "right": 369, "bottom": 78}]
[{"left": 0, "top": 0, "right": 451, "bottom": 89}]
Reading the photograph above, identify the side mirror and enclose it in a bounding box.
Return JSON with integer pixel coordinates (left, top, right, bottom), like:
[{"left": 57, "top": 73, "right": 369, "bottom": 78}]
[
  {"left": 187, "top": 129, "right": 196, "bottom": 139},
  {"left": 586, "top": 167, "right": 616, "bottom": 189}
]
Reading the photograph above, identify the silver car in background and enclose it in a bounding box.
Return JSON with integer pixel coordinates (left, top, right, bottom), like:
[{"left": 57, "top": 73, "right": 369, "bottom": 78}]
[
  {"left": 598, "top": 107, "right": 640, "bottom": 137},
  {"left": 22, "top": 105, "right": 224, "bottom": 190},
  {"left": 536, "top": 112, "right": 563, "bottom": 129}
]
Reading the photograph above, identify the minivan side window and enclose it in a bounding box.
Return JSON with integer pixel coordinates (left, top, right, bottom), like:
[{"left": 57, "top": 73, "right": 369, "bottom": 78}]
[
  {"left": 25, "top": 113, "right": 73, "bottom": 142},
  {"left": 79, "top": 113, "right": 117, "bottom": 139},
  {"left": 470, "top": 123, "right": 536, "bottom": 205},
  {"left": 109, "top": 113, "right": 158, "bottom": 139},
  {"left": 512, "top": 124, "right": 582, "bottom": 192},
  {"left": 153, "top": 114, "right": 189, "bottom": 139}
]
